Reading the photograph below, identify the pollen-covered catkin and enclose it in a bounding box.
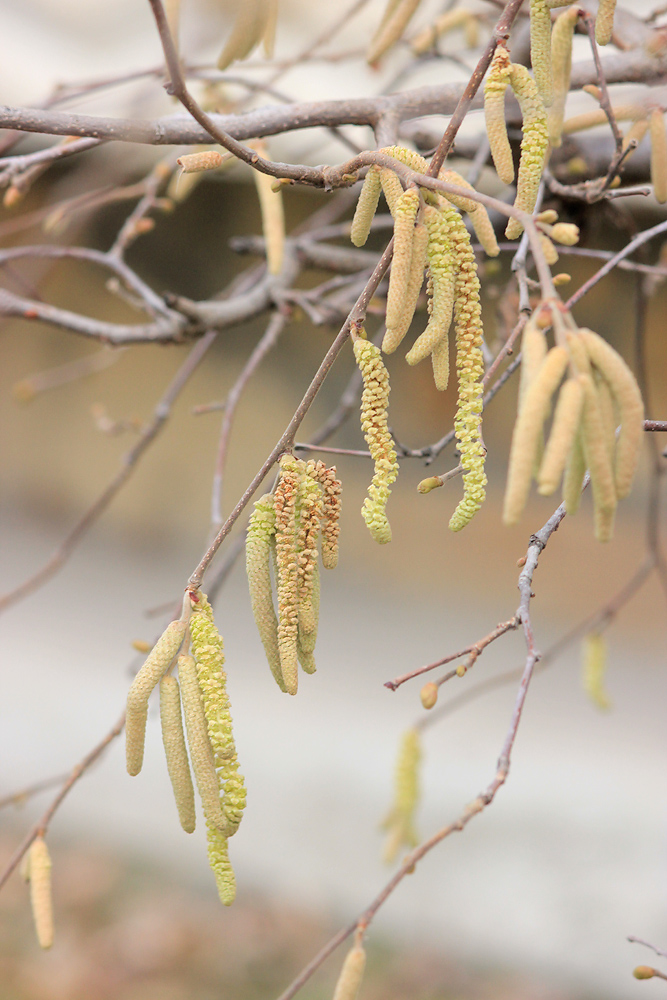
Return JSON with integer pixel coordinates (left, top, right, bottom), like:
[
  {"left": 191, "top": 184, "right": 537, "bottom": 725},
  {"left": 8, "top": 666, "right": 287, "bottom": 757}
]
[
  {"left": 506, "top": 64, "right": 549, "bottom": 239},
  {"left": 538, "top": 376, "right": 586, "bottom": 495},
  {"left": 306, "top": 460, "right": 342, "bottom": 570},
  {"left": 178, "top": 653, "right": 228, "bottom": 833},
  {"left": 274, "top": 456, "right": 302, "bottom": 694},
  {"left": 28, "top": 837, "right": 53, "bottom": 949},
  {"left": 351, "top": 166, "right": 382, "bottom": 247},
  {"left": 529, "top": 0, "right": 553, "bottom": 107},
  {"left": 503, "top": 346, "right": 569, "bottom": 525},
  {"left": 548, "top": 6, "right": 579, "bottom": 147},
  {"left": 246, "top": 493, "right": 285, "bottom": 692},
  {"left": 159, "top": 676, "right": 196, "bottom": 834},
  {"left": 296, "top": 474, "right": 324, "bottom": 647},
  {"left": 595, "top": 0, "right": 616, "bottom": 45},
  {"left": 484, "top": 45, "right": 514, "bottom": 185},
  {"left": 580, "top": 375, "right": 617, "bottom": 543},
  {"left": 332, "top": 944, "right": 367, "bottom": 1000},
  {"left": 382, "top": 728, "right": 421, "bottom": 864},
  {"left": 367, "top": 0, "right": 422, "bottom": 64},
  {"left": 126, "top": 618, "right": 187, "bottom": 776},
  {"left": 206, "top": 821, "right": 236, "bottom": 906},
  {"left": 386, "top": 186, "right": 420, "bottom": 334},
  {"left": 353, "top": 336, "right": 399, "bottom": 544},
  {"left": 650, "top": 109, "right": 667, "bottom": 204},
  {"left": 582, "top": 632, "right": 611, "bottom": 709},
  {"left": 405, "top": 205, "right": 454, "bottom": 369}
]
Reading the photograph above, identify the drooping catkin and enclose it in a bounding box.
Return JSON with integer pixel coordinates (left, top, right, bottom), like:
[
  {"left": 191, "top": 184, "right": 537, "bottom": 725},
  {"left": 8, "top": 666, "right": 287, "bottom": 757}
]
[
  {"left": 159, "top": 676, "right": 196, "bottom": 834},
  {"left": 431, "top": 333, "right": 451, "bottom": 393},
  {"left": 367, "top": 0, "right": 422, "bottom": 64},
  {"left": 351, "top": 167, "right": 382, "bottom": 247},
  {"left": 411, "top": 8, "right": 474, "bottom": 54},
  {"left": 298, "top": 561, "right": 319, "bottom": 660},
  {"left": 332, "top": 944, "right": 367, "bottom": 1000},
  {"left": 405, "top": 204, "right": 454, "bottom": 368},
  {"left": 178, "top": 653, "right": 228, "bottom": 833},
  {"left": 353, "top": 336, "right": 399, "bottom": 544},
  {"left": 595, "top": 0, "right": 616, "bottom": 46},
  {"left": 519, "top": 320, "right": 548, "bottom": 411},
  {"left": 529, "top": 0, "right": 553, "bottom": 107},
  {"left": 563, "top": 430, "right": 587, "bottom": 514},
  {"left": 217, "top": 0, "right": 270, "bottom": 69},
  {"left": 379, "top": 167, "right": 405, "bottom": 216},
  {"left": 386, "top": 186, "right": 420, "bottom": 333},
  {"left": 484, "top": 45, "right": 514, "bottom": 185},
  {"left": 296, "top": 474, "right": 324, "bottom": 645},
  {"left": 246, "top": 492, "right": 286, "bottom": 692},
  {"left": 273, "top": 456, "right": 303, "bottom": 694},
  {"left": 438, "top": 169, "right": 500, "bottom": 257},
  {"left": 306, "top": 459, "right": 342, "bottom": 570},
  {"left": 126, "top": 618, "right": 187, "bottom": 777},
  {"left": 580, "top": 375, "right": 617, "bottom": 543},
  {"left": 28, "top": 837, "right": 53, "bottom": 949},
  {"left": 190, "top": 599, "right": 246, "bottom": 836},
  {"left": 582, "top": 632, "right": 611, "bottom": 709},
  {"left": 538, "top": 376, "right": 586, "bottom": 495},
  {"left": 505, "top": 64, "right": 549, "bottom": 239},
  {"left": 206, "top": 820, "right": 236, "bottom": 906},
  {"left": 503, "top": 346, "right": 569, "bottom": 525},
  {"left": 252, "top": 148, "right": 285, "bottom": 275},
  {"left": 649, "top": 109, "right": 667, "bottom": 204},
  {"left": 548, "top": 6, "right": 579, "bottom": 147},
  {"left": 382, "top": 728, "right": 421, "bottom": 864},
  {"left": 578, "top": 328, "right": 644, "bottom": 498}
]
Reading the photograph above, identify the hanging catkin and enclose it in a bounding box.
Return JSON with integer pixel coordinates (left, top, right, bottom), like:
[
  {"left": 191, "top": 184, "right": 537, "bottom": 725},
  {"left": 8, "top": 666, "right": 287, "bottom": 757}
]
[
  {"left": 529, "top": 0, "right": 553, "bottom": 107},
  {"left": 178, "top": 653, "right": 228, "bottom": 833},
  {"left": 218, "top": 0, "right": 271, "bottom": 69},
  {"left": 306, "top": 460, "right": 342, "bottom": 570},
  {"left": 28, "top": 837, "right": 54, "bottom": 949},
  {"left": 332, "top": 944, "right": 367, "bottom": 1000},
  {"left": 246, "top": 492, "right": 286, "bottom": 692},
  {"left": 595, "top": 0, "right": 616, "bottom": 46},
  {"left": 273, "top": 455, "right": 302, "bottom": 694},
  {"left": 438, "top": 169, "right": 500, "bottom": 257},
  {"left": 548, "top": 6, "right": 579, "bottom": 147},
  {"left": 296, "top": 474, "right": 324, "bottom": 651},
  {"left": 381, "top": 728, "right": 421, "bottom": 864},
  {"left": 537, "top": 376, "right": 586, "bottom": 496},
  {"left": 405, "top": 204, "right": 454, "bottom": 368},
  {"left": 351, "top": 166, "right": 382, "bottom": 247},
  {"left": 252, "top": 141, "right": 285, "bottom": 275},
  {"left": 159, "top": 675, "right": 197, "bottom": 834},
  {"left": 582, "top": 632, "right": 611, "bottom": 709},
  {"left": 367, "top": 0, "right": 422, "bottom": 64},
  {"left": 562, "top": 431, "right": 587, "bottom": 514},
  {"left": 206, "top": 820, "right": 236, "bottom": 906},
  {"left": 505, "top": 64, "right": 549, "bottom": 239},
  {"left": 580, "top": 375, "right": 617, "bottom": 543},
  {"left": 649, "top": 109, "right": 667, "bottom": 204},
  {"left": 484, "top": 45, "right": 514, "bottom": 185},
  {"left": 386, "top": 186, "right": 420, "bottom": 335}
]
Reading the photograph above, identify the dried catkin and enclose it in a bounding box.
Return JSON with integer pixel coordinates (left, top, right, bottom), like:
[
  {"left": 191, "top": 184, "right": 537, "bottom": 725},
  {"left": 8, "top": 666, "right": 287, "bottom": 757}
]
[
  {"left": 382, "top": 728, "right": 421, "bottom": 864},
  {"left": 578, "top": 328, "right": 644, "bottom": 498},
  {"left": 206, "top": 821, "right": 236, "bottom": 906},
  {"left": 252, "top": 151, "right": 285, "bottom": 275},
  {"left": 484, "top": 45, "right": 514, "bottom": 185},
  {"left": 178, "top": 653, "right": 228, "bottom": 833},
  {"left": 28, "top": 837, "right": 54, "bottom": 949},
  {"left": 274, "top": 456, "right": 303, "bottom": 694},
  {"left": 548, "top": 5, "right": 579, "bottom": 147},
  {"left": 126, "top": 618, "right": 187, "bottom": 777},
  {"left": 580, "top": 375, "right": 617, "bottom": 542},
  {"left": 353, "top": 336, "right": 399, "bottom": 544},
  {"left": 159, "top": 676, "right": 196, "bottom": 834},
  {"left": 538, "top": 376, "right": 586, "bottom": 495},
  {"left": 405, "top": 205, "right": 454, "bottom": 369},
  {"left": 367, "top": 0, "right": 422, "bottom": 64},
  {"left": 176, "top": 150, "right": 227, "bottom": 174},
  {"left": 582, "top": 632, "right": 611, "bottom": 709},
  {"left": 505, "top": 64, "right": 549, "bottom": 239},
  {"left": 438, "top": 169, "right": 499, "bottom": 257},
  {"left": 246, "top": 492, "right": 286, "bottom": 692},
  {"left": 503, "top": 346, "right": 569, "bottom": 525},
  {"left": 351, "top": 167, "right": 382, "bottom": 247},
  {"left": 386, "top": 186, "right": 420, "bottom": 333},
  {"left": 332, "top": 944, "right": 367, "bottom": 1000},
  {"left": 529, "top": 0, "right": 554, "bottom": 107},
  {"left": 595, "top": 0, "right": 616, "bottom": 46},
  {"left": 306, "top": 459, "right": 342, "bottom": 570},
  {"left": 649, "top": 109, "right": 667, "bottom": 204}
]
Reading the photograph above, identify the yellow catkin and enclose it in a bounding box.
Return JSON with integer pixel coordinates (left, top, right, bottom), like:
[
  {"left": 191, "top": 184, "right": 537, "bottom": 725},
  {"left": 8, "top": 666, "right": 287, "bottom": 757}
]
[
  {"left": 383, "top": 221, "right": 429, "bottom": 354},
  {"left": 379, "top": 167, "right": 405, "bottom": 216},
  {"left": 218, "top": 0, "right": 269, "bottom": 69},
  {"left": 548, "top": 6, "right": 580, "bottom": 147},
  {"left": 296, "top": 474, "right": 324, "bottom": 649},
  {"left": 506, "top": 64, "right": 549, "bottom": 239},
  {"left": 246, "top": 492, "right": 286, "bottom": 692},
  {"left": 562, "top": 104, "right": 644, "bottom": 135},
  {"left": 595, "top": 373, "right": 617, "bottom": 460},
  {"left": 353, "top": 336, "right": 399, "bottom": 544},
  {"left": 538, "top": 376, "right": 586, "bottom": 495},
  {"left": 519, "top": 319, "right": 548, "bottom": 411},
  {"left": 634, "top": 967, "right": 657, "bottom": 980},
  {"left": 580, "top": 375, "right": 617, "bottom": 542},
  {"left": 306, "top": 460, "right": 342, "bottom": 570},
  {"left": 595, "top": 0, "right": 616, "bottom": 45},
  {"left": 332, "top": 945, "right": 367, "bottom": 1000},
  {"left": 484, "top": 45, "right": 514, "bottom": 185},
  {"left": 176, "top": 151, "right": 227, "bottom": 173},
  {"left": 431, "top": 333, "right": 451, "bottom": 392},
  {"left": 649, "top": 108, "right": 667, "bottom": 204},
  {"left": 367, "top": 0, "right": 422, "bottom": 64},
  {"left": 28, "top": 837, "right": 54, "bottom": 949},
  {"left": 178, "top": 653, "right": 228, "bottom": 833},
  {"left": 405, "top": 204, "right": 454, "bottom": 368},
  {"left": 381, "top": 145, "right": 429, "bottom": 176},
  {"left": 351, "top": 166, "right": 382, "bottom": 247},
  {"left": 126, "top": 618, "right": 187, "bottom": 777},
  {"left": 190, "top": 596, "right": 246, "bottom": 837},
  {"left": 262, "top": 0, "right": 278, "bottom": 57},
  {"left": 438, "top": 169, "right": 499, "bottom": 257},
  {"left": 386, "top": 186, "right": 420, "bottom": 333},
  {"left": 578, "top": 328, "right": 644, "bottom": 498},
  {"left": 503, "top": 346, "right": 569, "bottom": 525},
  {"left": 411, "top": 8, "right": 472, "bottom": 54},
  {"left": 206, "top": 821, "right": 236, "bottom": 906},
  {"left": 252, "top": 144, "right": 285, "bottom": 275},
  {"left": 582, "top": 632, "right": 611, "bottom": 709},
  {"left": 159, "top": 676, "right": 196, "bottom": 834},
  {"left": 382, "top": 728, "right": 421, "bottom": 864},
  {"left": 530, "top": 0, "right": 553, "bottom": 107},
  {"left": 622, "top": 117, "right": 649, "bottom": 159},
  {"left": 563, "top": 430, "right": 587, "bottom": 514},
  {"left": 274, "top": 456, "right": 302, "bottom": 694}
]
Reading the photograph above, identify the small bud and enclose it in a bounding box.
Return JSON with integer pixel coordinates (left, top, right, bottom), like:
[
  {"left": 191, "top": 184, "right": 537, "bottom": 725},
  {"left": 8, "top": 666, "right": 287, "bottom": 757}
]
[
  {"left": 132, "top": 639, "right": 152, "bottom": 653},
  {"left": 456, "top": 664, "right": 466, "bottom": 677},
  {"left": 417, "top": 476, "right": 442, "bottom": 494},
  {"left": 551, "top": 223, "right": 580, "bottom": 245},
  {"left": 536, "top": 209, "right": 558, "bottom": 223},
  {"left": 553, "top": 272, "right": 571, "bottom": 286},
  {"left": 633, "top": 967, "right": 656, "bottom": 980},
  {"left": 420, "top": 682, "right": 438, "bottom": 709}
]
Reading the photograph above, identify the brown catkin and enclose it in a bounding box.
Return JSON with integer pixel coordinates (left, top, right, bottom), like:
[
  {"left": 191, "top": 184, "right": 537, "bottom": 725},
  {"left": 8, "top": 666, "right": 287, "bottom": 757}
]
[
  {"left": 296, "top": 474, "right": 324, "bottom": 644},
  {"left": 28, "top": 837, "right": 54, "bottom": 949},
  {"left": 538, "top": 376, "right": 586, "bottom": 495},
  {"left": 177, "top": 151, "right": 227, "bottom": 173},
  {"left": 650, "top": 108, "right": 667, "bottom": 204},
  {"left": 178, "top": 653, "right": 228, "bottom": 833},
  {"left": 332, "top": 945, "right": 367, "bottom": 1000},
  {"left": 306, "top": 460, "right": 342, "bottom": 570},
  {"left": 159, "top": 676, "right": 197, "bottom": 834}
]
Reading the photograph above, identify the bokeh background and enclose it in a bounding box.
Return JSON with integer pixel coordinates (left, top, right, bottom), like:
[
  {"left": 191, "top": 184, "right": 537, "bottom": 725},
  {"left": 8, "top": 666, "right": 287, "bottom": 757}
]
[{"left": 1, "top": 1, "right": 666, "bottom": 998}]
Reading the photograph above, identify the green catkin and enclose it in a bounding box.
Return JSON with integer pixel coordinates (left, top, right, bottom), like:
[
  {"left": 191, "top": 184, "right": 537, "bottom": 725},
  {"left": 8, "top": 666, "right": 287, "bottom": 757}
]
[
  {"left": 563, "top": 430, "right": 587, "bottom": 514},
  {"left": 580, "top": 376, "right": 617, "bottom": 542},
  {"left": 505, "top": 64, "right": 549, "bottom": 240},
  {"left": 351, "top": 167, "right": 382, "bottom": 247},
  {"left": 381, "top": 145, "right": 429, "bottom": 176},
  {"left": 190, "top": 599, "right": 246, "bottom": 836},
  {"left": 484, "top": 45, "right": 514, "bottom": 185},
  {"left": 159, "top": 676, "right": 196, "bottom": 834},
  {"left": 296, "top": 474, "right": 324, "bottom": 644},
  {"left": 582, "top": 632, "right": 611, "bottom": 709},
  {"left": 578, "top": 328, "right": 644, "bottom": 498},
  {"left": 650, "top": 109, "right": 667, "bottom": 204},
  {"left": 28, "top": 837, "right": 53, "bottom": 949},
  {"left": 382, "top": 728, "right": 421, "bottom": 864},
  {"left": 306, "top": 460, "right": 342, "bottom": 570},
  {"left": 537, "top": 376, "right": 586, "bottom": 495},
  {"left": 332, "top": 945, "right": 367, "bottom": 1000},
  {"left": 386, "top": 187, "right": 420, "bottom": 334},
  {"left": 178, "top": 653, "right": 228, "bottom": 833},
  {"left": 273, "top": 456, "right": 302, "bottom": 694},
  {"left": 595, "top": 0, "right": 616, "bottom": 45},
  {"left": 529, "top": 0, "right": 553, "bottom": 107},
  {"left": 438, "top": 170, "right": 500, "bottom": 257},
  {"left": 503, "top": 346, "right": 569, "bottom": 525},
  {"left": 353, "top": 336, "right": 399, "bottom": 544},
  {"left": 206, "top": 820, "right": 236, "bottom": 906},
  {"left": 246, "top": 493, "right": 286, "bottom": 692},
  {"left": 405, "top": 205, "right": 455, "bottom": 369},
  {"left": 367, "top": 0, "right": 422, "bottom": 64},
  {"left": 126, "top": 618, "right": 187, "bottom": 777},
  {"left": 548, "top": 6, "right": 580, "bottom": 147}
]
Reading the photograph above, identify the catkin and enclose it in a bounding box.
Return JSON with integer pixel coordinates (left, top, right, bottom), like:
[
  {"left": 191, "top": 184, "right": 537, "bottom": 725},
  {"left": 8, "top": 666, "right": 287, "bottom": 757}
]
[
  {"left": 246, "top": 493, "right": 286, "bottom": 692},
  {"left": 353, "top": 336, "right": 399, "bottom": 544},
  {"left": 582, "top": 632, "right": 611, "bottom": 709},
  {"left": 548, "top": 6, "right": 579, "bottom": 147},
  {"left": 178, "top": 653, "right": 228, "bottom": 833},
  {"left": 386, "top": 187, "right": 420, "bottom": 333},
  {"left": 563, "top": 430, "right": 587, "bottom": 514},
  {"left": 296, "top": 474, "right": 324, "bottom": 645},
  {"left": 159, "top": 676, "right": 196, "bottom": 834},
  {"left": 351, "top": 167, "right": 382, "bottom": 247},
  {"left": 580, "top": 375, "right": 617, "bottom": 542},
  {"left": 28, "top": 837, "right": 54, "bottom": 949},
  {"left": 252, "top": 151, "right": 285, "bottom": 275},
  {"left": 367, "top": 0, "right": 422, "bottom": 64},
  {"left": 529, "top": 0, "right": 553, "bottom": 107},
  {"left": 506, "top": 64, "right": 549, "bottom": 239},
  {"left": 126, "top": 618, "right": 187, "bottom": 777},
  {"left": 218, "top": 0, "right": 269, "bottom": 69},
  {"left": 306, "top": 460, "right": 342, "bottom": 570},
  {"left": 206, "top": 821, "right": 236, "bottom": 906},
  {"left": 382, "top": 728, "right": 421, "bottom": 864},
  {"left": 379, "top": 167, "right": 405, "bottom": 216},
  {"left": 595, "top": 0, "right": 616, "bottom": 46},
  {"left": 383, "top": 220, "right": 429, "bottom": 355},
  {"left": 438, "top": 169, "right": 499, "bottom": 257},
  {"left": 405, "top": 205, "right": 454, "bottom": 368},
  {"left": 503, "top": 346, "right": 569, "bottom": 525},
  {"left": 649, "top": 109, "right": 667, "bottom": 204},
  {"left": 411, "top": 9, "right": 473, "bottom": 54},
  {"left": 177, "top": 151, "right": 227, "bottom": 174},
  {"left": 538, "top": 376, "right": 585, "bottom": 495},
  {"left": 485, "top": 45, "right": 514, "bottom": 185},
  {"left": 274, "top": 455, "right": 302, "bottom": 694},
  {"left": 519, "top": 319, "right": 548, "bottom": 410},
  {"left": 332, "top": 945, "right": 367, "bottom": 1000}
]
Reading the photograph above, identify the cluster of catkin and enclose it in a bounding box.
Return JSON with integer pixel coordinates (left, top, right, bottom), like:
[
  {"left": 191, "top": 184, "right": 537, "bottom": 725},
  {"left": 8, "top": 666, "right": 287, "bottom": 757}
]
[
  {"left": 503, "top": 314, "right": 644, "bottom": 542},
  {"left": 246, "top": 454, "right": 341, "bottom": 695},
  {"left": 351, "top": 146, "right": 494, "bottom": 531},
  {"left": 125, "top": 590, "right": 246, "bottom": 906},
  {"left": 381, "top": 728, "right": 422, "bottom": 864}
]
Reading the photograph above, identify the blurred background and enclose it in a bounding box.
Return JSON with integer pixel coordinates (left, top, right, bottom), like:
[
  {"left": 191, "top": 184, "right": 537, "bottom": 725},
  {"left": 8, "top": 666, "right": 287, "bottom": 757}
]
[{"left": 1, "top": 1, "right": 666, "bottom": 998}]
